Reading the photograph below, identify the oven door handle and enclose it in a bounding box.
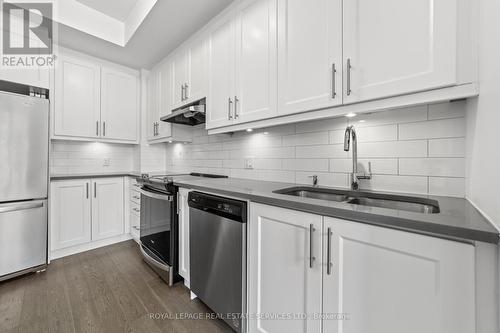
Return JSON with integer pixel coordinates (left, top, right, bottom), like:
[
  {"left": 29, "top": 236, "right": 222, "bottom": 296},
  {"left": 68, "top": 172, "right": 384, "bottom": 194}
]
[{"left": 138, "top": 188, "right": 173, "bottom": 201}]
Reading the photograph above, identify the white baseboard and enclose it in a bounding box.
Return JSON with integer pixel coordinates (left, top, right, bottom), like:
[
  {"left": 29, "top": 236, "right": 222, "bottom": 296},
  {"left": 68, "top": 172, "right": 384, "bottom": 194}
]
[{"left": 50, "top": 233, "right": 133, "bottom": 261}]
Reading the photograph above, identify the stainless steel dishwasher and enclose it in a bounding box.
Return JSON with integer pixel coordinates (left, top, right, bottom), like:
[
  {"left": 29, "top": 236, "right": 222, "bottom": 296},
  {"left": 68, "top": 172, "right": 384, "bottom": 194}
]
[{"left": 188, "top": 191, "right": 247, "bottom": 333}]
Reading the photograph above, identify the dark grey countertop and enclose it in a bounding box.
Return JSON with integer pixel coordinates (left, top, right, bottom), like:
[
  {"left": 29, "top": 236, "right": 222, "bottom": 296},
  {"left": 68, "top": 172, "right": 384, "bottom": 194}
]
[
  {"left": 50, "top": 171, "right": 147, "bottom": 180},
  {"left": 173, "top": 177, "right": 500, "bottom": 244}
]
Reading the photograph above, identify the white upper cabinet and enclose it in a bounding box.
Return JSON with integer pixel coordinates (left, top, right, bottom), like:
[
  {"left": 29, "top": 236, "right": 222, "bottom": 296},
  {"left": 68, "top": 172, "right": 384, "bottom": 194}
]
[
  {"left": 207, "top": 15, "right": 236, "bottom": 129},
  {"left": 171, "top": 39, "right": 208, "bottom": 109},
  {"left": 91, "top": 178, "right": 124, "bottom": 241},
  {"left": 101, "top": 67, "right": 139, "bottom": 142},
  {"left": 171, "top": 51, "right": 189, "bottom": 108},
  {"left": 54, "top": 50, "right": 140, "bottom": 143},
  {"left": 277, "top": 0, "right": 342, "bottom": 115},
  {"left": 207, "top": 0, "right": 278, "bottom": 129},
  {"left": 343, "top": 0, "right": 458, "bottom": 103},
  {"left": 248, "top": 203, "right": 322, "bottom": 333},
  {"left": 54, "top": 54, "right": 101, "bottom": 138},
  {"left": 323, "top": 216, "right": 475, "bottom": 333},
  {"left": 234, "top": 0, "right": 278, "bottom": 123}
]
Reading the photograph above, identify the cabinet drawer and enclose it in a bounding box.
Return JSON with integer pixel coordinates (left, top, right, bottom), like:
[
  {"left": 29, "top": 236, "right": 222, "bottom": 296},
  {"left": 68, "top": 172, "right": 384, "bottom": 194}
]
[
  {"left": 130, "top": 189, "right": 141, "bottom": 204},
  {"left": 131, "top": 202, "right": 140, "bottom": 216},
  {"left": 130, "top": 212, "right": 140, "bottom": 236}
]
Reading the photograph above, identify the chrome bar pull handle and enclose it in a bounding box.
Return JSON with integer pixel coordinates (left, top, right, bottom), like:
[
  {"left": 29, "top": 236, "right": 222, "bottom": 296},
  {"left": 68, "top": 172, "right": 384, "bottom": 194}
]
[
  {"left": 94, "top": 182, "right": 97, "bottom": 198},
  {"left": 184, "top": 83, "right": 189, "bottom": 100},
  {"left": 228, "top": 98, "right": 233, "bottom": 120},
  {"left": 181, "top": 85, "right": 185, "bottom": 101},
  {"left": 327, "top": 227, "right": 332, "bottom": 275},
  {"left": 96, "top": 121, "right": 99, "bottom": 136},
  {"left": 234, "top": 96, "right": 239, "bottom": 119},
  {"left": 309, "top": 224, "right": 315, "bottom": 268},
  {"left": 346, "top": 58, "right": 352, "bottom": 96},
  {"left": 103, "top": 122, "right": 106, "bottom": 137},
  {"left": 332, "top": 63, "right": 337, "bottom": 98},
  {"left": 86, "top": 183, "right": 89, "bottom": 199}
]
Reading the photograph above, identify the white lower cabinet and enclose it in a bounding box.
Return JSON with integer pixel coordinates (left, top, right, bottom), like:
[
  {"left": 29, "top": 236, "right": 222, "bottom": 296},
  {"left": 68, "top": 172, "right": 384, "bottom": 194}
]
[
  {"left": 177, "top": 188, "right": 191, "bottom": 287},
  {"left": 323, "top": 216, "right": 475, "bottom": 333},
  {"left": 50, "top": 179, "right": 91, "bottom": 251},
  {"left": 248, "top": 203, "right": 323, "bottom": 333},
  {"left": 50, "top": 177, "right": 126, "bottom": 258},
  {"left": 248, "top": 204, "right": 475, "bottom": 333},
  {"left": 91, "top": 178, "right": 125, "bottom": 241}
]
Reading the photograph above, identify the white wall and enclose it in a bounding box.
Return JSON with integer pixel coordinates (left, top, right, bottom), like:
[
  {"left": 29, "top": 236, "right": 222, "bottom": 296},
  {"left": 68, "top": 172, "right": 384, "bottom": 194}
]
[
  {"left": 465, "top": 0, "right": 500, "bottom": 229},
  {"left": 166, "top": 102, "right": 467, "bottom": 197},
  {"left": 50, "top": 141, "right": 138, "bottom": 175}
]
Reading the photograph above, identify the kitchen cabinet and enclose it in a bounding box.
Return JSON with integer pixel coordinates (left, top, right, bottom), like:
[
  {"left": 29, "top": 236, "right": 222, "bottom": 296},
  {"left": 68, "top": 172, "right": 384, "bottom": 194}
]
[
  {"left": 248, "top": 202, "right": 476, "bottom": 333},
  {"left": 277, "top": 0, "right": 342, "bottom": 115},
  {"left": 343, "top": 0, "right": 459, "bottom": 104},
  {"left": 147, "top": 64, "right": 192, "bottom": 144},
  {"left": 50, "top": 177, "right": 126, "bottom": 257},
  {"left": 100, "top": 66, "right": 139, "bottom": 142},
  {"left": 54, "top": 50, "right": 140, "bottom": 143},
  {"left": 177, "top": 188, "right": 191, "bottom": 287},
  {"left": 171, "top": 39, "right": 207, "bottom": 109},
  {"left": 54, "top": 54, "right": 101, "bottom": 139},
  {"left": 50, "top": 179, "right": 91, "bottom": 251},
  {"left": 248, "top": 203, "right": 322, "bottom": 333},
  {"left": 207, "top": 0, "right": 278, "bottom": 129},
  {"left": 91, "top": 178, "right": 124, "bottom": 241},
  {"left": 323, "top": 216, "right": 475, "bottom": 333}
]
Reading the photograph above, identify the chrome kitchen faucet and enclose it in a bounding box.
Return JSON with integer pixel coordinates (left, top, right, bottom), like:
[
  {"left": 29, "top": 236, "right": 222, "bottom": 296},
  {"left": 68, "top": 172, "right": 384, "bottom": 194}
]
[{"left": 344, "top": 125, "right": 372, "bottom": 190}]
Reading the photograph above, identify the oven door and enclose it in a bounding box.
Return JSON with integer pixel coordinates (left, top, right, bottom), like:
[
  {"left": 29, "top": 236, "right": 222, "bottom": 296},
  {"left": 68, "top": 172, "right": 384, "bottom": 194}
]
[{"left": 139, "top": 187, "right": 174, "bottom": 266}]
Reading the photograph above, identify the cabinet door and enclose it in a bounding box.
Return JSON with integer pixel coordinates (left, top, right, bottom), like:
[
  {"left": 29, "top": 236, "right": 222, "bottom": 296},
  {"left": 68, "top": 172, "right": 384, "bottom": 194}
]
[
  {"left": 248, "top": 203, "right": 322, "bottom": 333},
  {"left": 277, "top": 0, "right": 342, "bottom": 116},
  {"left": 91, "top": 178, "right": 124, "bottom": 241},
  {"left": 50, "top": 180, "right": 91, "bottom": 250},
  {"left": 177, "top": 188, "right": 190, "bottom": 286},
  {"left": 323, "top": 217, "right": 475, "bottom": 333},
  {"left": 234, "top": 0, "right": 277, "bottom": 123},
  {"left": 343, "top": 0, "right": 458, "bottom": 103},
  {"left": 54, "top": 55, "right": 101, "bottom": 138},
  {"left": 207, "top": 15, "right": 236, "bottom": 129},
  {"left": 186, "top": 40, "right": 208, "bottom": 103},
  {"left": 101, "top": 67, "right": 139, "bottom": 142},
  {"left": 171, "top": 51, "right": 188, "bottom": 108}
]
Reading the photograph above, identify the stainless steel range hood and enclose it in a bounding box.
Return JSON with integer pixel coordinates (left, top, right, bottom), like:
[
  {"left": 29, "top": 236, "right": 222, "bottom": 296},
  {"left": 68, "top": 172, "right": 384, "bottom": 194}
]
[{"left": 161, "top": 99, "right": 205, "bottom": 126}]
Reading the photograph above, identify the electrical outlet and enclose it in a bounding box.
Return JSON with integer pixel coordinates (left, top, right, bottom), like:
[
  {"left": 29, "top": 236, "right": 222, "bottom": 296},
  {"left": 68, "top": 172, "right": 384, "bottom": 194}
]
[
  {"left": 244, "top": 157, "right": 254, "bottom": 169},
  {"left": 103, "top": 158, "right": 111, "bottom": 167}
]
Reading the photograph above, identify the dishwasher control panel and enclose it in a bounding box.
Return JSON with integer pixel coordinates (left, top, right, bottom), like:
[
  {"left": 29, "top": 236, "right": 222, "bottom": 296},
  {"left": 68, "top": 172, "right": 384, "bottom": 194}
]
[{"left": 188, "top": 192, "right": 247, "bottom": 223}]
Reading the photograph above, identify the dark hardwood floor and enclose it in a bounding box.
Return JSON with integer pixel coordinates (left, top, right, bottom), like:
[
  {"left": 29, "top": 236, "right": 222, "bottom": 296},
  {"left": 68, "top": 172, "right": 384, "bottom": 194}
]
[{"left": 0, "top": 240, "right": 233, "bottom": 333}]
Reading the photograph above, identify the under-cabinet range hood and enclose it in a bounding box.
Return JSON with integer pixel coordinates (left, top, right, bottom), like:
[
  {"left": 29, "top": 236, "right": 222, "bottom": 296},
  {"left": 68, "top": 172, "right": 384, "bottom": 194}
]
[{"left": 161, "top": 99, "right": 205, "bottom": 126}]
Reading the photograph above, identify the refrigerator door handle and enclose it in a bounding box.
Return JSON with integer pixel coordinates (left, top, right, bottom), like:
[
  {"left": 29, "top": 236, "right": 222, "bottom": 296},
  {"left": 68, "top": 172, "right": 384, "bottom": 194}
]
[{"left": 0, "top": 202, "right": 43, "bottom": 214}]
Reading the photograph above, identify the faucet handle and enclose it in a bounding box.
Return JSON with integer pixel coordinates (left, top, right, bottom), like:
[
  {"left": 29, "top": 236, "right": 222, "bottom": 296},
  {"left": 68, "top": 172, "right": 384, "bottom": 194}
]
[{"left": 308, "top": 175, "right": 318, "bottom": 186}]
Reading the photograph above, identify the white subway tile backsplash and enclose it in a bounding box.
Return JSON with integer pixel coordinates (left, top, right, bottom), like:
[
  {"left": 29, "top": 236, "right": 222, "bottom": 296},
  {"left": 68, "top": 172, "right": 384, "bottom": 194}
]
[
  {"left": 357, "top": 141, "right": 428, "bottom": 158},
  {"left": 359, "top": 175, "right": 428, "bottom": 194},
  {"left": 164, "top": 101, "right": 466, "bottom": 198},
  {"left": 282, "top": 159, "right": 329, "bottom": 172},
  {"left": 428, "top": 138, "right": 465, "bottom": 157},
  {"left": 399, "top": 158, "right": 465, "bottom": 177},
  {"left": 330, "top": 159, "right": 398, "bottom": 175},
  {"left": 429, "top": 177, "right": 465, "bottom": 197},
  {"left": 282, "top": 131, "right": 329, "bottom": 146},
  {"left": 399, "top": 118, "right": 465, "bottom": 140}
]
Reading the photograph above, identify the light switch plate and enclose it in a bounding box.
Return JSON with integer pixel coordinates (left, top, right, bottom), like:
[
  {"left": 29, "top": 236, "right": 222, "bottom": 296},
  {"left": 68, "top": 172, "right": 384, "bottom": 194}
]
[
  {"left": 244, "top": 157, "right": 254, "bottom": 169},
  {"left": 103, "top": 158, "right": 111, "bottom": 166}
]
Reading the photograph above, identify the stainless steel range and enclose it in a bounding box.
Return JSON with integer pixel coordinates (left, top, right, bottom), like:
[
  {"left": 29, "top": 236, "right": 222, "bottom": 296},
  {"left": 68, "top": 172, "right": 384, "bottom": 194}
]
[{"left": 136, "top": 172, "right": 227, "bottom": 285}]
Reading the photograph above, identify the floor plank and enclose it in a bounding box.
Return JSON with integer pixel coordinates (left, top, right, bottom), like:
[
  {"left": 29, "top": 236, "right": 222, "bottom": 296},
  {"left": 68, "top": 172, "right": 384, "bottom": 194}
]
[{"left": 0, "top": 240, "right": 232, "bottom": 333}]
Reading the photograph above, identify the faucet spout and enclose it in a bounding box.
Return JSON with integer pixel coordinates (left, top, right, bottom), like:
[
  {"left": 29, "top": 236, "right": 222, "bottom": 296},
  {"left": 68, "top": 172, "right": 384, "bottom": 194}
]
[{"left": 343, "top": 125, "right": 370, "bottom": 190}]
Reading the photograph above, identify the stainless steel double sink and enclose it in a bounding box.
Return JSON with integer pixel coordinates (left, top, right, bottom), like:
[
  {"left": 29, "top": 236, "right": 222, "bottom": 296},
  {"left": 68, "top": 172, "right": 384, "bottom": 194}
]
[{"left": 273, "top": 187, "right": 440, "bottom": 214}]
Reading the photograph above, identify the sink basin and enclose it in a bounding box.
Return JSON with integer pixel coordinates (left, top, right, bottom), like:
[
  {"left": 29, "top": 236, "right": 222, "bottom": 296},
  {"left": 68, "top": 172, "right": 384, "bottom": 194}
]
[
  {"left": 273, "top": 187, "right": 440, "bottom": 214},
  {"left": 274, "top": 188, "right": 349, "bottom": 202}
]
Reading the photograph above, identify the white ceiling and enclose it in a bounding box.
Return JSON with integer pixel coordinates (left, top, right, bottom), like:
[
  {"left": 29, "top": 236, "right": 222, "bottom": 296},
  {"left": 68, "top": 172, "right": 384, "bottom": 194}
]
[
  {"left": 56, "top": 0, "right": 233, "bottom": 69},
  {"left": 75, "top": 0, "right": 139, "bottom": 21}
]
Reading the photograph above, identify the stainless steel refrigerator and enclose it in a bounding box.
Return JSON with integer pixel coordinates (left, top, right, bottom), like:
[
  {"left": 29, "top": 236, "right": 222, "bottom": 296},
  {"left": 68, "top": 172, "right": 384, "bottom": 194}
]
[{"left": 0, "top": 88, "right": 49, "bottom": 281}]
